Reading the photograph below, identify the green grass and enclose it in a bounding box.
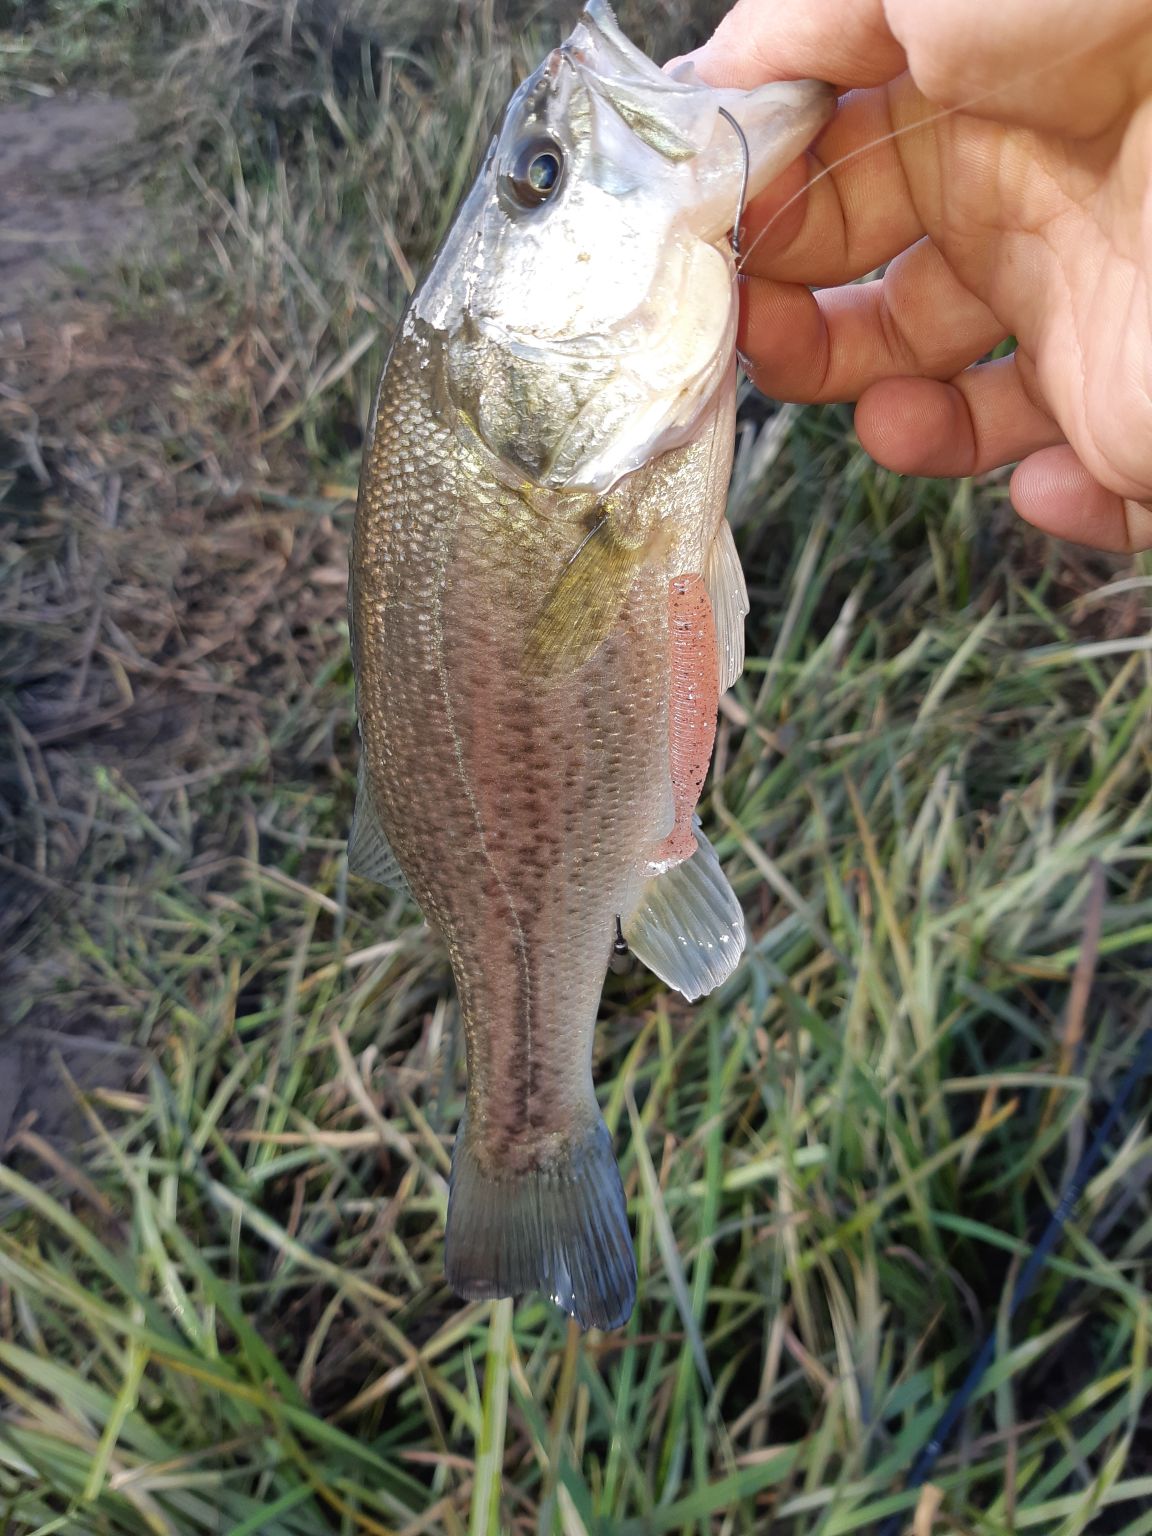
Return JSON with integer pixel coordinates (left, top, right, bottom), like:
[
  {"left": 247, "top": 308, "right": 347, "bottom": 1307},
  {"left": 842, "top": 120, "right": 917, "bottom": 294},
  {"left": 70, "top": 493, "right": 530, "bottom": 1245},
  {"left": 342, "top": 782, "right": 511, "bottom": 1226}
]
[{"left": 2, "top": 3, "right": 1151, "bottom": 1533}]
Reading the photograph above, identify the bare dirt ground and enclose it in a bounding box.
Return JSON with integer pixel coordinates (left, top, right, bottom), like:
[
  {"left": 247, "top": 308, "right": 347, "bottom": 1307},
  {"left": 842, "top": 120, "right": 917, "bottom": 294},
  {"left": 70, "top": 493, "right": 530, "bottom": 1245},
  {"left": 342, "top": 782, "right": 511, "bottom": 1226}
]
[
  {"left": 1, "top": 94, "right": 151, "bottom": 1149},
  {"left": 0, "top": 88, "right": 348, "bottom": 1160},
  {"left": 0, "top": 94, "right": 146, "bottom": 321}
]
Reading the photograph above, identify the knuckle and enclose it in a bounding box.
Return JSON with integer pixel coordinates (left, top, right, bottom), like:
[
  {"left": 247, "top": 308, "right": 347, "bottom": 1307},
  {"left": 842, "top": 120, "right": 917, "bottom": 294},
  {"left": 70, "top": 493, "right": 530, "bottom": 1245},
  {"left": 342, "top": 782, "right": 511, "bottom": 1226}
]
[
  {"left": 884, "top": 0, "right": 980, "bottom": 108},
  {"left": 902, "top": 42, "right": 976, "bottom": 112}
]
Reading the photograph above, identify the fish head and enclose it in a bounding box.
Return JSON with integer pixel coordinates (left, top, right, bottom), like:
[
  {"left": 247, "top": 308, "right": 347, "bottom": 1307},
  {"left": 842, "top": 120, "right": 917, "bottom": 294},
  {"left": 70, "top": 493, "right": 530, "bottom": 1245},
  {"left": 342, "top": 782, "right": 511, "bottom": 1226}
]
[{"left": 412, "top": 0, "right": 834, "bottom": 494}]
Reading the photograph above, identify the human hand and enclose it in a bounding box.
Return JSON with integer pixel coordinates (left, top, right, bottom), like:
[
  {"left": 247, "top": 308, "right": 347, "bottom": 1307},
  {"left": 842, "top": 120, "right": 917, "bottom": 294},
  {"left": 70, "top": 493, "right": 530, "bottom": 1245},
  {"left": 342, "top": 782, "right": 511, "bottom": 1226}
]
[{"left": 681, "top": 0, "right": 1152, "bottom": 552}]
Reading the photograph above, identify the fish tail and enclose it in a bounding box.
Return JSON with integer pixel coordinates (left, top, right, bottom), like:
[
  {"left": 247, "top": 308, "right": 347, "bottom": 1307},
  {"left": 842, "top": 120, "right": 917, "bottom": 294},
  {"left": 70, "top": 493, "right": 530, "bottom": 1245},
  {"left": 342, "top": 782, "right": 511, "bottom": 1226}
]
[{"left": 445, "top": 1116, "right": 636, "bottom": 1331}]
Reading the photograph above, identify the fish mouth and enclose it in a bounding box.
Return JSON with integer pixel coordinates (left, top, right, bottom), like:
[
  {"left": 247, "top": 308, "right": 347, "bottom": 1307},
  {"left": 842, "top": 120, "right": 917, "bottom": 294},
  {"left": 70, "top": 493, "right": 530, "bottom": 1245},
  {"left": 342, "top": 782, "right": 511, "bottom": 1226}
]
[
  {"left": 567, "top": 0, "right": 724, "bottom": 161},
  {"left": 567, "top": 0, "right": 835, "bottom": 242}
]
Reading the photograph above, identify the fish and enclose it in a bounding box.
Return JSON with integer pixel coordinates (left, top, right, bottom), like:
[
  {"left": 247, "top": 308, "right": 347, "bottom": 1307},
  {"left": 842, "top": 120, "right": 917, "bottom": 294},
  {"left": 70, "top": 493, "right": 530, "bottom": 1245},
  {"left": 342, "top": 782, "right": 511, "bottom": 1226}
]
[{"left": 349, "top": 0, "right": 833, "bottom": 1331}]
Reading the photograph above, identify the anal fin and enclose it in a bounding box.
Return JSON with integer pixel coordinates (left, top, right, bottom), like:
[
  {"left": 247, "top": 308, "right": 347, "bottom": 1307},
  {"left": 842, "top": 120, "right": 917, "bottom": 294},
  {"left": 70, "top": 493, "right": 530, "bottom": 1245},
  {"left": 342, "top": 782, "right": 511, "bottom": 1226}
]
[
  {"left": 705, "top": 517, "right": 749, "bottom": 693},
  {"left": 623, "top": 820, "right": 745, "bottom": 1001},
  {"left": 348, "top": 761, "right": 408, "bottom": 891}
]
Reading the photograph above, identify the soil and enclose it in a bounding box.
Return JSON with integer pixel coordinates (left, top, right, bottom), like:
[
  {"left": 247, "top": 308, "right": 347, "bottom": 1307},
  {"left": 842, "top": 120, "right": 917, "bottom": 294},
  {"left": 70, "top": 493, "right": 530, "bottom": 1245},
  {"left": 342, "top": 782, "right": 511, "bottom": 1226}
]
[
  {"left": 0, "top": 999, "right": 143, "bottom": 1151},
  {"left": 0, "top": 94, "right": 146, "bottom": 321},
  {"left": 1, "top": 93, "right": 151, "bottom": 1155}
]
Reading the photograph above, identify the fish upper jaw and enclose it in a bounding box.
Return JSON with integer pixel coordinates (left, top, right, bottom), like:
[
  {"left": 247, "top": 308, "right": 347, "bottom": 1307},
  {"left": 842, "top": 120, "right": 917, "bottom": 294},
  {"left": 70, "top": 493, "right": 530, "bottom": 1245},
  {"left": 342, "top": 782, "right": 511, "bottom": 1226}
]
[{"left": 570, "top": 0, "right": 835, "bottom": 244}]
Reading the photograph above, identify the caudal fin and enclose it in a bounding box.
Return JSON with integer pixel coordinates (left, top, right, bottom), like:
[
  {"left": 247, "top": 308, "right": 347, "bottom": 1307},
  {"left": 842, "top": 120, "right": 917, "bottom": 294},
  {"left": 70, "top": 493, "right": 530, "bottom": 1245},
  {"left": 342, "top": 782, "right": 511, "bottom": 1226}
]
[{"left": 444, "top": 1118, "right": 636, "bottom": 1331}]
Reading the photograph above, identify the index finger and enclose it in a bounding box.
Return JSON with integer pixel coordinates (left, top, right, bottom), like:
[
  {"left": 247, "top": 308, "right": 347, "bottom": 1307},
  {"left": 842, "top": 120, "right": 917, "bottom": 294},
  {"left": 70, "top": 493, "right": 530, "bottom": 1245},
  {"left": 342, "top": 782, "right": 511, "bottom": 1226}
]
[{"left": 689, "top": 0, "right": 1152, "bottom": 136}]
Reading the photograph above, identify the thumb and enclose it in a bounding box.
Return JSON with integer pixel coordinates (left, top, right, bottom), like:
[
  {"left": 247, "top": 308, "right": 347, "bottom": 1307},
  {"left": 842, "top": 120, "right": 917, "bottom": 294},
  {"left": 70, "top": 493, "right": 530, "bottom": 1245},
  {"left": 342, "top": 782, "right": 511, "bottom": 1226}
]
[{"left": 677, "top": 0, "right": 904, "bottom": 90}]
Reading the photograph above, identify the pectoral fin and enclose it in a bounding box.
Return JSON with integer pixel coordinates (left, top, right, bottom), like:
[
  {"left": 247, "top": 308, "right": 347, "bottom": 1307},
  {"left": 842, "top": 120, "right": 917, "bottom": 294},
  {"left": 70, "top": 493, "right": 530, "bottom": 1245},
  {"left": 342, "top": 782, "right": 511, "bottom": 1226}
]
[
  {"left": 524, "top": 510, "right": 666, "bottom": 683},
  {"left": 348, "top": 761, "right": 408, "bottom": 892},
  {"left": 704, "top": 517, "right": 749, "bottom": 693},
  {"left": 623, "top": 820, "right": 745, "bottom": 1001}
]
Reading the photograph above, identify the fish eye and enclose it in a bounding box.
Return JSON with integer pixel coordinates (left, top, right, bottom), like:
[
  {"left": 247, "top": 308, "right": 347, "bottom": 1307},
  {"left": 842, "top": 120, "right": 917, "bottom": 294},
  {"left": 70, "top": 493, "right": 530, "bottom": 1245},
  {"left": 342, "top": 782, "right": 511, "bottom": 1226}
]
[{"left": 504, "top": 136, "right": 565, "bottom": 208}]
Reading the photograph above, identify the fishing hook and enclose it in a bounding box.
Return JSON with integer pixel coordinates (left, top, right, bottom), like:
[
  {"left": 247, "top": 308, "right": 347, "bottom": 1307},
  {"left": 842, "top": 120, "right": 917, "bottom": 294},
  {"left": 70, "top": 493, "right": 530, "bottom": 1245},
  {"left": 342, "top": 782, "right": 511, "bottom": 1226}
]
[
  {"left": 609, "top": 914, "right": 632, "bottom": 974},
  {"left": 717, "top": 105, "right": 750, "bottom": 260}
]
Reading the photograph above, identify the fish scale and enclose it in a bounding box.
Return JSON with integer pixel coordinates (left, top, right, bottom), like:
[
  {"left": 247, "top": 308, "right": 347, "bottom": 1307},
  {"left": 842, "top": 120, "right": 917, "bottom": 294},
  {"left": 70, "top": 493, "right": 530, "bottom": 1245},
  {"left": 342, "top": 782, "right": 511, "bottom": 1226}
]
[
  {"left": 349, "top": 0, "right": 833, "bottom": 1329},
  {"left": 359, "top": 326, "right": 672, "bottom": 1135}
]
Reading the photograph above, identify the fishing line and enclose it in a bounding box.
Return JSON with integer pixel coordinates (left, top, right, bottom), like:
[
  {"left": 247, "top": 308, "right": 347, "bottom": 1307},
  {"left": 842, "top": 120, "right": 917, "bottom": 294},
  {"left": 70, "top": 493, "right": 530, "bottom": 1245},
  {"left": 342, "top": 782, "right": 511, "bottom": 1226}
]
[
  {"left": 875, "top": 1022, "right": 1152, "bottom": 1536},
  {"left": 734, "top": 93, "right": 960, "bottom": 274},
  {"left": 717, "top": 105, "right": 750, "bottom": 258},
  {"left": 734, "top": 29, "right": 1130, "bottom": 276}
]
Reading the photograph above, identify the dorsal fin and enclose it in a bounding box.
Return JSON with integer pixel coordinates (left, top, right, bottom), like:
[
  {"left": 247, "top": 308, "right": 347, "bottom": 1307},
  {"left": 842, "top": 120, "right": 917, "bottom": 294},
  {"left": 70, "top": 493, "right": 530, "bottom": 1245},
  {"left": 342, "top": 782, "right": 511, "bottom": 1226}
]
[{"left": 347, "top": 762, "right": 408, "bottom": 891}]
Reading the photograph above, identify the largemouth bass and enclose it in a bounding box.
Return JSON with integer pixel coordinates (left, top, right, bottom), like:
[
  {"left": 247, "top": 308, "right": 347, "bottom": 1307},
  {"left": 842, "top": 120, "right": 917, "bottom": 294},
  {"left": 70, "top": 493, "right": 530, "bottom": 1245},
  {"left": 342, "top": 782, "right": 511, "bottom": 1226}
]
[{"left": 350, "top": 0, "right": 833, "bottom": 1330}]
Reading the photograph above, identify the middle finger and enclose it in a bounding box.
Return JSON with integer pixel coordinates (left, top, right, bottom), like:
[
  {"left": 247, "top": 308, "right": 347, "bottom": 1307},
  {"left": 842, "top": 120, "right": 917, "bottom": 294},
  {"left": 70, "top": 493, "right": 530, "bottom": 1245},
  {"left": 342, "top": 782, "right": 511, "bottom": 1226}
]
[{"left": 739, "top": 236, "right": 1007, "bottom": 402}]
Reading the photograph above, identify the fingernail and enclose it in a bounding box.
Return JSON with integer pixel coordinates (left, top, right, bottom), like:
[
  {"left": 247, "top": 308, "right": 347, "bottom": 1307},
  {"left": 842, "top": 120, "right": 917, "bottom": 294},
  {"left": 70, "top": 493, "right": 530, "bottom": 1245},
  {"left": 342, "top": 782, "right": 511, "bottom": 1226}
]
[{"left": 662, "top": 49, "right": 701, "bottom": 80}]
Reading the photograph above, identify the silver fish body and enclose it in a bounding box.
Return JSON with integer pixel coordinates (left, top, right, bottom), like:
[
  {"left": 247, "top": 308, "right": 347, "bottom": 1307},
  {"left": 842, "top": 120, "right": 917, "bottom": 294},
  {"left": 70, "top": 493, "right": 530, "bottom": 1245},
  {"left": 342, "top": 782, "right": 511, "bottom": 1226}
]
[{"left": 350, "top": 0, "right": 833, "bottom": 1329}]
